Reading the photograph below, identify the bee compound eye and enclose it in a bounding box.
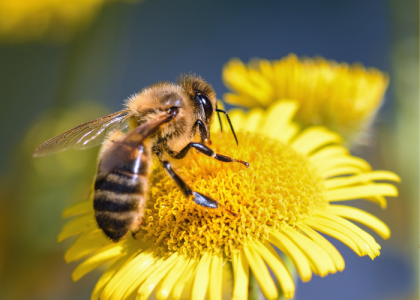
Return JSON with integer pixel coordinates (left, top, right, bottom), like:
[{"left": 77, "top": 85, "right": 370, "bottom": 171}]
[{"left": 196, "top": 93, "right": 213, "bottom": 120}]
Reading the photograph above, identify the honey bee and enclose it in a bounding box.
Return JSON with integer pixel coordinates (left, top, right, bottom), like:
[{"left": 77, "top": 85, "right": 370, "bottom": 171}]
[{"left": 33, "top": 75, "right": 249, "bottom": 242}]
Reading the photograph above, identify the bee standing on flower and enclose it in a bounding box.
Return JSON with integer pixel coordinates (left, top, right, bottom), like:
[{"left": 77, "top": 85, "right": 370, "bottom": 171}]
[{"left": 33, "top": 75, "right": 248, "bottom": 242}]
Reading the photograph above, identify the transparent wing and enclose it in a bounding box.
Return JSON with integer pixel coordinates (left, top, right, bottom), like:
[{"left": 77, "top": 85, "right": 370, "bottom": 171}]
[
  {"left": 99, "top": 111, "right": 174, "bottom": 173},
  {"left": 33, "top": 110, "right": 132, "bottom": 157}
]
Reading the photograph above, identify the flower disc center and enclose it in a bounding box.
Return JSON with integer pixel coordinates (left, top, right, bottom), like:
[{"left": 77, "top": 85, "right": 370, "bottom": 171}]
[{"left": 139, "top": 132, "right": 325, "bottom": 258}]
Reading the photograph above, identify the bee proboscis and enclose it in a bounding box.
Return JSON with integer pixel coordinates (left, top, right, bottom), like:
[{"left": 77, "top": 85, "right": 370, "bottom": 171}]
[{"left": 34, "top": 75, "right": 249, "bottom": 242}]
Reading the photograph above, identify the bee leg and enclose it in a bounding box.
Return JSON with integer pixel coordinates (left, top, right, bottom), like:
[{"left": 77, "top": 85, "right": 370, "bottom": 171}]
[
  {"left": 131, "top": 222, "right": 142, "bottom": 239},
  {"left": 131, "top": 230, "right": 139, "bottom": 239},
  {"left": 162, "top": 161, "right": 237, "bottom": 216},
  {"left": 173, "top": 143, "right": 249, "bottom": 167},
  {"left": 131, "top": 213, "right": 144, "bottom": 239}
]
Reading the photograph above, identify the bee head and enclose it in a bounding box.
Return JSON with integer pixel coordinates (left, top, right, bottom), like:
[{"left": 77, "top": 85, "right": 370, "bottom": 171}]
[{"left": 178, "top": 74, "right": 216, "bottom": 144}]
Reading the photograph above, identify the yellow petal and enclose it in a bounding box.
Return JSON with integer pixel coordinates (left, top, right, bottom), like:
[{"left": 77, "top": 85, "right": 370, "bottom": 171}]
[
  {"left": 316, "top": 157, "right": 371, "bottom": 174},
  {"left": 65, "top": 230, "right": 111, "bottom": 263},
  {"left": 304, "top": 219, "right": 363, "bottom": 256},
  {"left": 62, "top": 200, "right": 92, "bottom": 218},
  {"left": 170, "top": 258, "right": 199, "bottom": 300},
  {"left": 191, "top": 252, "right": 212, "bottom": 300},
  {"left": 223, "top": 59, "right": 246, "bottom": 85},
  {"left": 156, "top": 256, "right": 190, "bottom": 300},
  {"left": 115, "top": 255, "right": 166, "bottom": 300},
  {"left": 257, "top": 59, "right": 275, "bottom": 82},
  {"left": 231, "top": 250, "right": 249, "bottom": 300},
  {"left": 269, "top": 231, "right": 312, "bottom": 282},
  {"left": 247, "top": 68, "right": 275, "bottom": 105},
  {"left": 291, "top": 127, "right": 342, "bottom": 155},
  {"left": 366, "top": 195, "right": 388, "bottom": 208},
  {"left": 280, "top": 122, "right": 300, "bottom": 144},
  {"left": 58, "top": 214, "right": 96, "bottom": 242},
  {"left": 224, "top": 93, "right": 260, "bottom": 108},
  {"left": 136, "top": 253, "right": 179, "bottom": 300},
  {"left": 311, "top": 215, "right": 378, "bottom": 259},
  {"left": 72, "top": 243, "right": 125, "bottom": 281},
  {"left": 321, "top": 166, "right": 363, "bottom": 178},
  {"left": 224, "top": 64, "right": 273, "bottom": 106},
  {"left": 324, "top": 171, "right": 401, "bottom": 190},
  {"left": 101, "top": 248, "right": 155, "bottom": 300},
  {"left": 326, "top": 183, "right": 398, "bottom": 202},
  {"left": 259, "top": 100, "right": 298, "bottom": 139},
  {"left": 282, "top": 227, "right": 336, "bottom": 276},
  {"left": 243, "top": 246, "right": 278, "bottom": 300},
  {"left": 216, "top": 100, "right": 225, "bottom": 110},
  {"left": 326, "top": 205, "right": 390, "bottom": 239},
  {"left": 90, "top": 250, "right": 136, "bottom": 300},
  {"left": 116, "top": 259, "right": 164, "bottom": 300},
  {"left": 297, "top": 223, "right": 345, "bottom": 271},
  {"left": 318, "top": 212, "right": 382, "bottom": 258},
  {"left": 243, "top": 108, "right": 264, "bottom": 133},
  {"left": 253, "top": 241, "right": 295, "bottom": 299},
  {"left": 208, "top": 254, "right": 223, "bottom": 300},
  {"left": 228, "top": 109, "right": 247, "bottom": 132},
  {"left": 308, "top": 145, "right": 349, "bottom": 163}
]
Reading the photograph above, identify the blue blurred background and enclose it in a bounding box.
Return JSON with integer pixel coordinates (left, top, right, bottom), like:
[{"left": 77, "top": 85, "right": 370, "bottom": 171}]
[{"left": 0, "top": 0, "right": 417, "bottom": 299}]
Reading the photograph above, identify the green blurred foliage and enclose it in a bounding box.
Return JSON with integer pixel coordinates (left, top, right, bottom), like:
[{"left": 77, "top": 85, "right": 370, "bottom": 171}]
[
  {"left": 0, "top": 103, "right": 109, "bottom": 299},
  {"left": 388, "top": 0, "right": 419, "bottom": 288},
  {"left": 0, "top": 0, "right": 141, "bottom": 44},
  {"left": 0, "top": 1, "right": 137, "bottom": 298}
]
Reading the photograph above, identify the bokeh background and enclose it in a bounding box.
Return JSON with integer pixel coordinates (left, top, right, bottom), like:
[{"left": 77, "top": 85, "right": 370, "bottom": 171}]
[{"left": 0, "top": 0, "right": 418, "bottom": 299}]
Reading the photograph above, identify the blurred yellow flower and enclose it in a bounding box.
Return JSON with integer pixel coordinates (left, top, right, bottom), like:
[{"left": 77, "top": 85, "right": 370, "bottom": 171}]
[
  {"left": 223, "top": 54, "right": 389, "bottom": 144},
  {"left": 59, "top": 100, "right": 399, "bottom": 300},
  {"left": 0, "top": 0, "right": 138, "bottom": 43}
]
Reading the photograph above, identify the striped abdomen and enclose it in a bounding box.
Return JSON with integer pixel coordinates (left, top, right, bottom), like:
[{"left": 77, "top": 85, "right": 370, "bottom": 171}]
[{"left": 94, "top": 145, "right": 150, "bottom": 242}]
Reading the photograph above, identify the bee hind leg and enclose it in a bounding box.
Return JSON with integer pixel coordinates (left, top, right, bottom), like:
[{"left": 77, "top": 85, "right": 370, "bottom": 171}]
[{"left": 162, "top": 161, "right": 237, "bottom": 216}]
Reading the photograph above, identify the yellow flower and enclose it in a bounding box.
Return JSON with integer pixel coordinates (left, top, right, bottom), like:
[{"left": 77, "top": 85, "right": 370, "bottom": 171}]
[
  {"left": 0, "top": 0, "right": 138, "bottom": 43},
  {"left": 59, "top": 100, "right": 399, "bottom": 300},
  {"left": 223, "top": 54, "right": 389, "bottom": 144}
]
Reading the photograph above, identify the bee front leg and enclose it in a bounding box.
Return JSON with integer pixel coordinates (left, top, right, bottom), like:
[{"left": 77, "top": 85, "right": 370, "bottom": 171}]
[
  {"left": 162, "top": 161, "right": 237, "bottom": 216},
  {"left": 173, "top": 143, "right": 249, "bottom": 167}
]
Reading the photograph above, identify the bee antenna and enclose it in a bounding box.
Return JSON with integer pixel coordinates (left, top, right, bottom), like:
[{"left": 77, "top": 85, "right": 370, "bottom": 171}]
[
  {"left": 215, "top": 103, "right": 223, "bottom": 132},
  {"left": 216, "top": 108, "right": 238, "bottom": 145}
]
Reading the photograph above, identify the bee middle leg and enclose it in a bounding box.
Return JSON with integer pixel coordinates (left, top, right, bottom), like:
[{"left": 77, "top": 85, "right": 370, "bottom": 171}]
[
  {"left": 162, "top": 161, "right": 237, "bottom": 216},
  {"left": 172, "top": 143, "right": 249, "bottom": 167}
]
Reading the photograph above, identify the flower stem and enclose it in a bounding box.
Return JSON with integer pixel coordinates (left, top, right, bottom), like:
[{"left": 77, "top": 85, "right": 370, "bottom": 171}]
[
  {"left": 248, "top": 254, "right": 298, "bottom": 300},
  {"left": 248, "top": 269, "right": 263, "bottom": 300},
  {"left": 277, "top": 254, "right": 299, "bottom": 300}
]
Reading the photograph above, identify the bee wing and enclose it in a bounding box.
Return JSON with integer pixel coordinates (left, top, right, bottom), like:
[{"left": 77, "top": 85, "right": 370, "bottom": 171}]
[
  {"left": 99, "top": 112, "right": 173, "bottom": 174},
  {"left": 33, "top": 110, "right": 132, "bottom": 157}
]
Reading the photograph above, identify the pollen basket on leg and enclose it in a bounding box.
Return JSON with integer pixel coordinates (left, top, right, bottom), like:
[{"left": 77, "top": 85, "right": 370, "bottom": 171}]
[{"left": 136, "top": 132, "right": 325, "bottom": 258}]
